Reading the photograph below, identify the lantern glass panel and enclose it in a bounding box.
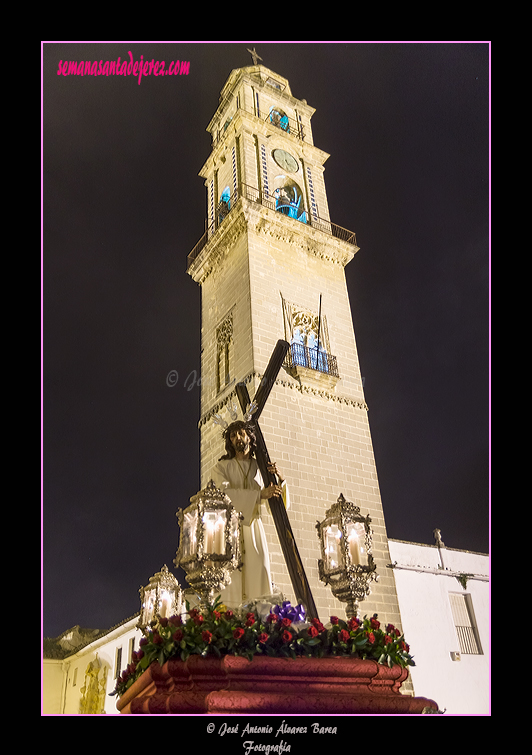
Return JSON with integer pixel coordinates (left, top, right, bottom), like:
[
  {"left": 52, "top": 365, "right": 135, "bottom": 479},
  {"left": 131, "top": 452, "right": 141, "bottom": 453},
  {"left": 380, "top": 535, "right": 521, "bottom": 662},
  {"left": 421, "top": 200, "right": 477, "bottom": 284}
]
[
  {"left": 182, "top": 509, "right": 198, "bottom": 557},
  {"left": 230, "top": 510, "right": 240, "bottom": 556},
  {"left": 346, "top": 521, "right": 367, "bottom": 566},
  {"left": 324, "top": 523, "right": 343, "bottom": 571},
  {"left": 203, "top": 509, "right": 227, "bottom": 555},
  {"left": 142, "top": 587, "right": 156, "bottom": 625}
]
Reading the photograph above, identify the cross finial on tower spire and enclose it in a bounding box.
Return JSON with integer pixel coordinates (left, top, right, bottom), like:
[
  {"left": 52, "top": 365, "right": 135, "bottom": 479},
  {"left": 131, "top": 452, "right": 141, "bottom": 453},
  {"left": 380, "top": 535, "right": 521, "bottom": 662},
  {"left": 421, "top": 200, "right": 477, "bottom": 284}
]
[{"left": 247, "top": 47, "right": 263, "bottom": 66}]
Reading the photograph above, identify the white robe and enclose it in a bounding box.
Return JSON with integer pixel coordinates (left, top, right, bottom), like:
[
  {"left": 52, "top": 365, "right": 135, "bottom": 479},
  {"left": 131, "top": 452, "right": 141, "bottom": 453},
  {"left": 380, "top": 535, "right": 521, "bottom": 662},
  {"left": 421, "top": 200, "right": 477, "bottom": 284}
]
[{"left": 210, "top": 457, "right": 288, "bottom": 607}]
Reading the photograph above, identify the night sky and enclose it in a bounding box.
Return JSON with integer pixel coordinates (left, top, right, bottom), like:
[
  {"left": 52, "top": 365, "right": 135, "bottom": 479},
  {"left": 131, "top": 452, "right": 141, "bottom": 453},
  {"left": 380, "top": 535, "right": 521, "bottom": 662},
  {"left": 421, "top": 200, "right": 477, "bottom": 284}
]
[{"left": 43, "top": 42, "right": 490, "bottom": 640}]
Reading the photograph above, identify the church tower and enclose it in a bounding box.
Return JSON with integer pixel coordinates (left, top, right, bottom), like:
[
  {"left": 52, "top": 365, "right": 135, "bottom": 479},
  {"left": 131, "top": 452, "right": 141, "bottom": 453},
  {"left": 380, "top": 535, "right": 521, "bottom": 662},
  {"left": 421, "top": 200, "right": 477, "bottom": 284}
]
[{"left": 187, "top": 62, "right": 402, "bottom": 627}]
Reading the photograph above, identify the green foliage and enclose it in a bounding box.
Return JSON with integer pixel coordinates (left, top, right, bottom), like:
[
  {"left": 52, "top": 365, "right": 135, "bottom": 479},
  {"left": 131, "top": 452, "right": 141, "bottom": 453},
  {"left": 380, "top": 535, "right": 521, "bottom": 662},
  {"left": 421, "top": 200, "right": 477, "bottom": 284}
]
[{"left": 110, "top": 596, "right": 415, "bottom": 698}]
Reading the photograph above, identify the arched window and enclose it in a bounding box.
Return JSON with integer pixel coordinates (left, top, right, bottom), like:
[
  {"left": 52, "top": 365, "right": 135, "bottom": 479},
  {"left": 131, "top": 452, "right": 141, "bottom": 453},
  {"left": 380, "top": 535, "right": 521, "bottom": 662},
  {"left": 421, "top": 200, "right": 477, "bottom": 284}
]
[
  {"left": 269, "top": 107, "right": 290, "bottom": 133},
  {"left": 218, "top": 186, "right": 231, "bottom": 225},
  {"left": 273, "top": 178, "right": 307, "bottom": 224}
]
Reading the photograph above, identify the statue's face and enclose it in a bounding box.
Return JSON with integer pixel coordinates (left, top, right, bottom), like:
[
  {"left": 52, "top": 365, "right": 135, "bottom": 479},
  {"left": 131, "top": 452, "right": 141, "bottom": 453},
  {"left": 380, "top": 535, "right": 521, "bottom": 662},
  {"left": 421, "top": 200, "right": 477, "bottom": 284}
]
[{"left": 230, "top": 427, "right": 250, "bottom": 456}]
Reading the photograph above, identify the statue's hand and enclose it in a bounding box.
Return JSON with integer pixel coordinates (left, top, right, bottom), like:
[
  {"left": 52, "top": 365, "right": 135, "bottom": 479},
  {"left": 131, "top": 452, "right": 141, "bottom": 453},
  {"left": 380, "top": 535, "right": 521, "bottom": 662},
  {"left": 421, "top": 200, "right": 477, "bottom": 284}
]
[
  {"left": 261, "top": 482, "right": 283, "bottom": 500},
  {"left": 267, "top": 462, "right": 284, "bottom": 483}
]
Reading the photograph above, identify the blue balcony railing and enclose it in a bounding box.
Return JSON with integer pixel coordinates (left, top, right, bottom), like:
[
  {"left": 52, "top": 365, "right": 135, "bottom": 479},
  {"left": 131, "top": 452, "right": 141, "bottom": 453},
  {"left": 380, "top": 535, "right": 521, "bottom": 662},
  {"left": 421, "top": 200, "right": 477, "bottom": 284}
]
[{"left": 286, "top": 342, "right": 339, "bottom": 378}]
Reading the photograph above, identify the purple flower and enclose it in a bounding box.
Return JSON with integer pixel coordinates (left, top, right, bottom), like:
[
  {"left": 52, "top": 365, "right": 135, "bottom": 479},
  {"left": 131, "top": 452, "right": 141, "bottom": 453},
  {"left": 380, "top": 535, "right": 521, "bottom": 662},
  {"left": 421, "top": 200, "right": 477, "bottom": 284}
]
[{"left": 273, "top": 601, "right": 306, "bottom": 623}]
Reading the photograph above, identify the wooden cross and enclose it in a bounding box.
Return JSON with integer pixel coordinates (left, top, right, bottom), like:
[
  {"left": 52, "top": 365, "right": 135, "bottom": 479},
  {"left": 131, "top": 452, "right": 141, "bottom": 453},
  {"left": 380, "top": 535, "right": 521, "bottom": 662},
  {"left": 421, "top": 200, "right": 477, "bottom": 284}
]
[{"left": 235, "top": 340, "right": 319, "bottom": 621}]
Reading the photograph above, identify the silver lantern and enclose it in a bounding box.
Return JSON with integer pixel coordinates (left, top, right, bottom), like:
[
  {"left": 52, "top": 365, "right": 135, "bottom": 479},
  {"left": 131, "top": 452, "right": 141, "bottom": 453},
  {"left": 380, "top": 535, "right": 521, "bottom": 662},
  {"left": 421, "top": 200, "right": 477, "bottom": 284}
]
[
  {"left": 174, "top": 480, "right": 242, "bottom": 607},
  {"left": 316, "top": 493, "right": 378, "bottom": 618},
  {"left": 138, "top": 565, "right": 183, "bottom": 629}
]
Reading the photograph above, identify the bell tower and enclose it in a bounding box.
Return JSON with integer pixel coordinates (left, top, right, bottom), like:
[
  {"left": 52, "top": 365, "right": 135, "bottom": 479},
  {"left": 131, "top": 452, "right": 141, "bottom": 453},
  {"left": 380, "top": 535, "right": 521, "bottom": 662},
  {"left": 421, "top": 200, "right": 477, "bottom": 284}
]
[{"left": 187, "top": 62, "right": 402, "bottom": 627}]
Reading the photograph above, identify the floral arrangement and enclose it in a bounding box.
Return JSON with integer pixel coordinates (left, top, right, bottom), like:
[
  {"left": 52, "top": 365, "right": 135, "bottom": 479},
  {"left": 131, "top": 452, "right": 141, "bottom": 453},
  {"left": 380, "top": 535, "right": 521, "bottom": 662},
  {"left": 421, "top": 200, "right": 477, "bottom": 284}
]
[{"left": 111, "top": 598, "right": 414, "bottom": 698}]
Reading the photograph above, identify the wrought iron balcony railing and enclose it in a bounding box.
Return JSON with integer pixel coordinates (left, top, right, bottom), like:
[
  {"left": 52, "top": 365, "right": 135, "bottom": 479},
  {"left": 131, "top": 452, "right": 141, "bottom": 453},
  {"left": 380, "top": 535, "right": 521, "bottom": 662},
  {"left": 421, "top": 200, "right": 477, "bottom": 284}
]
[
  {"left": 212, "top": 104, "right": 307, "bottom": 148},
  {"left": 285, "top": 342, "right": 339, "bottom": 378},
  {"left": 187, "top": 184, "right": 357, "bottom": 270}
]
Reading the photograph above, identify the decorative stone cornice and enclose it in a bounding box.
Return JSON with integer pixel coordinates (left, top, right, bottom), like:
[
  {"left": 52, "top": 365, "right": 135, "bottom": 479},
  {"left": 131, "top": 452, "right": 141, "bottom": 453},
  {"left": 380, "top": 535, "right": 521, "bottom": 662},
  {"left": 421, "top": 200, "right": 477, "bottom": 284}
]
[
  {"left": 199, "top": 371, "right": 368, "bottom": 428},
  {"left": 187, "top": 195, "right": 358, "bottom": 285},
  {"left": 248, "top": 202, "right": 356, "bottom": 267},
  {"left": 187, "top": 205, "right": 248, "bottom": 285}
]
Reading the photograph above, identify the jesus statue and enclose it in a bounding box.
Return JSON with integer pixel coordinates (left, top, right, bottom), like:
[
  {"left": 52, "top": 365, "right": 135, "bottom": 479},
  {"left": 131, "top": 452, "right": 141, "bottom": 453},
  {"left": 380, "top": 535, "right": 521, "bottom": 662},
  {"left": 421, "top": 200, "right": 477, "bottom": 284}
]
[{"left": 210, "top": 420, "right": 289, "bottom": 607}]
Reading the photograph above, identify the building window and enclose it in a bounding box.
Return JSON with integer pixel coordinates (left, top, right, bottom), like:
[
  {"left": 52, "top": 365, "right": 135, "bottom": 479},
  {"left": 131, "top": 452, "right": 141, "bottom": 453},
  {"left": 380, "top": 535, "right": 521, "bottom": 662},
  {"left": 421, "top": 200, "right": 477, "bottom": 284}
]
[
  {"left": 218, "top": 186, "right": 231, "bottom": 225},
  {"left": 232, "top": 145, "right": 238, "bottom": 196},
  {"left": 216, "top": 311, "right": 234, "bottom": 393},
  {"left": 273, "top": 178, "right": 307, "bottom": 224},
  {"left": 306, "top": 166, "right": 318, "bottom": 220},
  {"left": 128, "top": 637, "right": 136, "bottom": 663},
  {"left": 449, "top": 593, "right": 483, "bottom": 655},
  {"left": 281, "top": 296, "right": 339, "bottom": 378},
  {"left": 114, "top": 647, "right": 123, "bottom": 679},
  {"left": 269, "top": 106, "right": 290, "bottom": 133},
  {"left": 260, "top": 144, "right": 269, "bottom": 197}
]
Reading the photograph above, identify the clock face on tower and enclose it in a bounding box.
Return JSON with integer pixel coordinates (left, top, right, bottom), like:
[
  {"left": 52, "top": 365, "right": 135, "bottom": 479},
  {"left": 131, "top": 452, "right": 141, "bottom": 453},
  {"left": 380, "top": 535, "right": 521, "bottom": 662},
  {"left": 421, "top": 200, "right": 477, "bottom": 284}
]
[{"left": 272, "top": 148, "right": 299, "bottom": 174}]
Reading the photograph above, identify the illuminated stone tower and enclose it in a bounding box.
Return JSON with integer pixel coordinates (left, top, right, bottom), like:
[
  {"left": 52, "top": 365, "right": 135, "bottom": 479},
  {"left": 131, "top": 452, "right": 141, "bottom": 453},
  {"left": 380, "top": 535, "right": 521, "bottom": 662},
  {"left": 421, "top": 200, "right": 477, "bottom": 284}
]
[{"left": 187, "top": 62, "right": 402, "bottom": 626}]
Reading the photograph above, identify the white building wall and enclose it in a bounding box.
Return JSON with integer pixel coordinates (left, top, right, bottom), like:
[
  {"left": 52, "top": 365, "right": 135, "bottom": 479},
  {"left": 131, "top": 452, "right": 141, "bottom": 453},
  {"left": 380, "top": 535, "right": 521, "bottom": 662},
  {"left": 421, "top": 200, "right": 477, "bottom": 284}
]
[
  {"left": 388, "top": 539, "right": 489, "bottom": 715},
  {"left": 43, "top": 616, "right": 143, "bottom": 715},
  {"left": 43, "top": 541, "right": 489, "bottom": 715}
]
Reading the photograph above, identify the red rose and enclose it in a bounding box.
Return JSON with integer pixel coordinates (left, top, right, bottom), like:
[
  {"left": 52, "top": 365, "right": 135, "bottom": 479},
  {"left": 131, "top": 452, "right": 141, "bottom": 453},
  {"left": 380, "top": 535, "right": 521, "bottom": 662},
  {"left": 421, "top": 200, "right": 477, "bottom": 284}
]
[
  {"left": 267, "top": 613, "right": 278, "bottom": 623},
  {"left": 312, "top": 618, "right": 325, "bottom": 633},
  {"left": 246, "top": 612, "right": 255, "bottom": 621},
  {"left": 246, "top": 617, "right": 255, "bottom": 627},
  {"left": 152, "top": 632, "right": 163, "bottom": 645},
  {"left": 367, "top": 632, "right": 375, "bottom": 644},
  {"left": 193, "top": 614, "right": 204, "bottom": 626},
  {"left": 330, "top": 616, "right": 339, "bottom": 625},
  {"left": 213, "top": 610, "right": 221, "bottom": 621},
  {"left": 225, "top": 610, "right": 234, "bottom": 618},
  {"left": 281, "top": 617, "right": 292, "bottom": 628},
  {"left": 159, "top": 617, "right": 168, "bottom": 627},
  {"left": 282, "top": 630, "right": 293, "bottom": 643},
  {"left": 202, "top": 630, "right": 213, "bottom": 644},
  {"left": 308, "top": 625, "right": 319, "bottom": 638},
  {"left": 348, "top": 617, "right": 360, "bottom": 631},
  {"left": 139, "top": 637, "right": 149, "bottom": 647},
  {"left": 172, "top": 629, "right": 183, "bottom": 642},
  {"left": 370, "top": 615, "right": 380, "bottom": 630},
  {"left": 189, "top": 608, "right": 199, "bottom": 618},
  {"left": 400, "top": 641, "right": 410, "bottom": 652},
  {"left": 384, "top": 635, "right": 392, "bottom": 645},
  {"left": 233, "top": 627, "right": 244, "bottom": 640},
  {"left": 339, "top": 629, "right": 350, "bottom": 643},
  {"left": 259, "top": 632, "right": 269, "bottom": 644},
  {"left": 169, "top": 615, "right": 182, "bottom": 627}
]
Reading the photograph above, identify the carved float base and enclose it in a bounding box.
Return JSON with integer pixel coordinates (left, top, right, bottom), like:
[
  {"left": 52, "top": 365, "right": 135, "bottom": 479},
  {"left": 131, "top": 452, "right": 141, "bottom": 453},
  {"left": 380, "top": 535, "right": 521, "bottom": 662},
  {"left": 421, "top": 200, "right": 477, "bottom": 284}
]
[{"left": 116, "top": 656, "right": 438, "bottom": 715}]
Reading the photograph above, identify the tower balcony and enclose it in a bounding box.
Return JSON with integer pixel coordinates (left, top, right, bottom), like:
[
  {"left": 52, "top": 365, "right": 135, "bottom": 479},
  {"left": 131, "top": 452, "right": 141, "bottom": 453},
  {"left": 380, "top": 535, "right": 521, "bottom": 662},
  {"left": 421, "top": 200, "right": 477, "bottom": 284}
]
[
  {"left": 187, "top": 184, "right": 357, "bottom": 271},
  {"left": 285, "top": 342, "right": 340, "bottom": 391}
]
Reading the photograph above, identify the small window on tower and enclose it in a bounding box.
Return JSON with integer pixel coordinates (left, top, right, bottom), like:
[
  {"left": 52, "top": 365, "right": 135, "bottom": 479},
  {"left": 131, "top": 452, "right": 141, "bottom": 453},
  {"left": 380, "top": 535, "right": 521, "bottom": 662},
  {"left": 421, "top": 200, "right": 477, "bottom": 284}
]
[
  {"left": 218, "top": 186, "right": 231, "bottom": 225},
  {"left": 216, "top": 311, "right": 234, "bottom": 393},
  {"left": 269, "top": 107, "right": 290, "bottom": 133},
  {"left": 273, "top": 178, "right": 307, "bottom": 224}
]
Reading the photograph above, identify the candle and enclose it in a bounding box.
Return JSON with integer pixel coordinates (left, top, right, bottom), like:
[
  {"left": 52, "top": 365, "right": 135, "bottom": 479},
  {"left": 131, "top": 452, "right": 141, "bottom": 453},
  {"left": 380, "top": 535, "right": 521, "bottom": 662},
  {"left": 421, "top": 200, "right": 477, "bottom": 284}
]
[
  {"left": 159, "top": 590, "right": 171, "bottom": 618},
  {"left": 204, "top": 514, "right": 215, "bottom": 553},
  {"left": 214, "top": 514, "right": 225, "bottom": 554},
  {"left": 347, "top": 523, "right": 365, "bottom": 566},
  {"left": 348, "top": 532, "right": 361, "bottom": 565}
]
